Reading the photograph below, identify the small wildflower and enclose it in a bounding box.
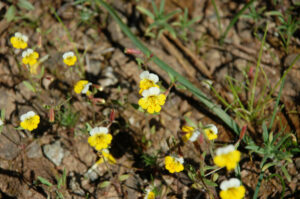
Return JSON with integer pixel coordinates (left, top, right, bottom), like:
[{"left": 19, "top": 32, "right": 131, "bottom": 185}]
[
  {"left": 22, "top": 49, "right": 39, "bottom": 66},
  {"left": 10, "top": 32, "right": 28, "bottom": 49},
  {"left": 138, "top": 87, "right": 166, "bottom": 114},
  {"left": 181, "top": 126, "right": 200, "bottom": 142},
  {"left": 63, "top": 51, "right": 77, "bottom": 66},
  {"left": 74, "top": 80, "right": 92, "bottom": 96},
  {"left": 144, "top": 188, "right": 155, "bottom": 199},
  {"left": 213, "top": 145, "right": 241, "bottom": 171},
  {"left": 203, "top": 124, "right": 218, "bottom": 140},
  {"left": 20, "top": 111, "right": 40, "bottom": 131},
  {"left": 139, "top": 71, "right": 159, "bottom": 94},
  {"left": 96, "top": 149, "right": 116, "bottom": 164},
  {"left": 88, "top": 127, "right": 112, "bottom": 151},
  {"left": 219, "top": 178, "right": 246, "bottom": 199},
  {"left": 165, "top": 155, "right": 184, "bottom": 173}
]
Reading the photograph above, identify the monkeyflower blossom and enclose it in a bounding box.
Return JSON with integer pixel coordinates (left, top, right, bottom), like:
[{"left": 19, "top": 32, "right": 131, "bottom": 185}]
[
  {"left": 74, "top": 80, "right": 92, "bottom": 96},
  {"left": 138, "top": 87, "right": 166, "bottom": 114},
  {"left": 165, "top": 155, "right": 184, "bottom": 173},
  {"left": 203, "top": 124, "right": 218, "bottom": 140},
  {"left": 213, "top": 145, "right": 241, "bottom": 171},
  {"left": 144, "top": 188, "right": 155, "bottom": 199},
  {"left": 63, "top": 51, "right": 77, "bottom": 66},
  {"left": 139, "top": 71, "right": 159, "bottom": 94},
  {"left": 22, "top": 49, "right": 39, "bottom": 66},
  {"left": 88, "top": 127, "right": 112, "bottom": 151},
  {"left": 20, "top": 111, "right": 40, "bottom": 131},
  {"left": 96, "top": 149, "right": 116, "bottom": 165},
  {"left": 181, "top": 126, "right": 200, "bottom": 142},
  {"left": 219, "top": 178, "right": 246, "bottom": 199},
  {"left": 10, "top": 32, "right": 28, "bottom": 49}
]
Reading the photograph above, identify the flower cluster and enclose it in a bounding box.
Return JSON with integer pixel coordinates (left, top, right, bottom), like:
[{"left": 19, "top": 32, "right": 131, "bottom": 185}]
[
  {"left": 10, "top": 32, "right": 28, "bottom": 49},
  {"left": 20, "top": 111, "right": 40, "bottom": 131},
  {"left": 74, "top": 80, "right": 92, "bottom": 96},
  {"left": 213, "top": 144, "right": 241, "bottom": 171},
  {"left": 219, "top": 178, "right": 245, "bottom": 199},
  {"left": 181, "top": 124, "right": 218, "bottom": 142},
  {"left": 138, "top": 71, "right": 166, "bottom": 114},
  {"left": 165, "top": 155, "right": 184, "bottom": 173},
  {"left": 63, "top": 51, "right": 77, "bottom": 66}
]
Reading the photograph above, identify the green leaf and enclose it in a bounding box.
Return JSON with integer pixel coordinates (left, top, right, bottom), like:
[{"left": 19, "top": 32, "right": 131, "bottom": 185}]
[
  {"left": 262, "top": 162, "right": 277, "bottom": 171},
  {"left": 151, "top": 0, "right": 159, "bottom": 16},
  {"left": 159, "top": 0, "right": 165, "bottom": 15},
  {"left": 137, "top": 6, "right": 155, "bottom": 20},
  {"left": 262, "top": 122, "right": 268, "bottom": 143},
  {"left": 119, "top": 174, "right": 130, "bottom": 181},
  {"left": 1, "top": 109, "right": 5, "bottom": 121},
  {"left": 23, "top": 81, "right": 36, "bottom": 92},
  {"left": 38, "top": 176, "right": 53, "bottom": 187},
  {"left": 96, "top": 0, "right": 241, "bottom": 137},
  {"left": 281, "top": 165, "right": 291, "bottom": 182},
  {"left": 203, "top": 178, "right": 218, "bottom": 187},
  {"left": 18, "top": 0, "right": 35, "bottom": 10},
  {"left": 5, "top": 5, "right": 16, "bottom": 22},
  {"left": 99, "top": 181, "right": 110, "bottom": 188}
]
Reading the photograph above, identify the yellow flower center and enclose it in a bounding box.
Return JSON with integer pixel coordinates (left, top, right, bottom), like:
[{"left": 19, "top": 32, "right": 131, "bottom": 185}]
[
  {"left": 138, "top": 94, "right": 166, "bottom": 114},
  {"left": 139, "top": 79, "right": 159, "bottom": 94},
  {"left": 213, "top": 150, "right": 241, "bottom": 171},
  {"left": 96, "top": 150, "right": 116, "bottom": 164},
  {"left": 88, "top": 133, "right": 112, "bottom": 151},
  {"left": 74, "top": 80, "right": 90, "bottom": 95},
  {"left": 10, "top": 36, "right": 27, "bottom": 49},
  {"left": 20, "top": 115, "right": 40, "bottom": 131},
  {"left": 165, "top": 156, "right": 184, "bottom": 173},
  {"left": 181, "top": 126, "right": 195, "bottom": 142},
  {"left": 220, "top": 186, "right": 246, "bottom": 199}
]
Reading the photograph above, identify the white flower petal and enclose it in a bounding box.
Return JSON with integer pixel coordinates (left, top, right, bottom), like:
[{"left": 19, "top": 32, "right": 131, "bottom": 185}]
[
  {"left": 21, "top": 35, "right": 28, "bottom": 42},
  {"left": 205, "top": 124, "right": 218, "bottom": 135},
  {"left": 175, "top": 156, "right": 184, "bottom": 164},
  {"left": 89, "top": 126, "right": 108, "bottom": 136},
  {"left": 15, "top": 32, "right": 22, "bottom": 38},
  {"left": 20, "top": 111, "right": 36, "bottom": 121},
  {"left": 63, "top": 51, "right": 74, "bottom": 59},
  {"left": 141, "top": 89, "right": 150, "bottom": 98},
  {"left": 189, "top": 130, "right": 200, "bottom": 142},
  {"left": 148, "top": 87, "right": 160, "bottom": 96},
  {"left": 82, "top": 83, "right": 92, "bottom": 94},
  {"left": 0, "top": 119, "right": 3, "bottom": 126},
  {"left": 220, "top": 178, "right": 241, "bottom": 190},
  {"left": 216, "top": 144, "right": 235, "bottom": 156},
  {"left": 140, "top": 71, "right": 149, "bottom": 79},
  {"left": 148, "top": 73, "right": 159, "bottom": 83}
]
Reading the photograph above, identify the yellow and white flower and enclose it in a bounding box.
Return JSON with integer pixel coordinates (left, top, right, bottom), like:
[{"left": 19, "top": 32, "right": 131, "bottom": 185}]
[
  {"left": 203, "top": 124, "right": 218, "bottom": 140},
  {"left": 144, "top": 188, "right": 155, "bottom": 199},
  {"left": 22, "top": 49, "right": 39, "bottom": 66},
  {"left": 213, "top": 145, "right": 241, "bottom": 171},
  {"left": 88, "top": 127, "right": 112, "bottom": 151},
  {"left": 165, "top": 155, "right": 184, "bottom": 173},
  {"left": 74, "top": 80, "right": 92, "bottom": 96},
  {"left": 219, "top": 178, "right": 246, "bottom": 199},
  {"left": 138, "top": 87, "right": 166, "bottom": 114},
  {"left": 20, "top": 111, "right": 40, "bottom": 131},
  {"left": 139, "top": 71, "right": 159, "bottom": 94},
  {"left": 181, "top": 126, "right": 200, "bottom": 142},
  {"left": 63, "top": 51, "right": 77, "bottom": 66},
  {"left": 10, "top": 32, "right": 28, "bottom": 49},
  {"left": 96, "top": 149, "right": 116, "bottom": 165}
]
